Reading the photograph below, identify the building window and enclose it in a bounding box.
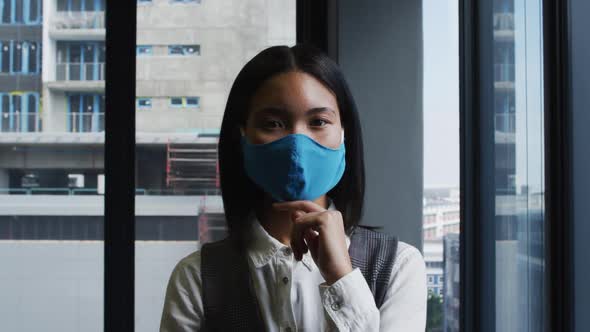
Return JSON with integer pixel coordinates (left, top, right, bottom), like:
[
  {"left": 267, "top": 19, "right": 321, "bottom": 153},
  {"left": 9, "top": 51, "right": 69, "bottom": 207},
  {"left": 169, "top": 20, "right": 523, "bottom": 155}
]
[
  {"left": 136, "top": 45, "right": 152, "bottom": 56},
  {"left": 185, "top": 97, "right": 200, "bottom": 107},
  {"left": 169, "top": 97, "right": 200, "bottom": 108},
  {"left": 56, "top": 42, "right": 105, "bottom": 81},
  {"left": 0, "top": 92, "right": 41, "bottom": 132},
  {"left": 67, "top": 94, "right": 105, "bottom": 133},
  {"left": 170, "top": 98, "right": 183, "bottom": 107},
  {"left": 0, "top": 0, "right": 42, "bottom": 25},
  {"left": 168, "top": 44, "right": 200, "bottom": 56},
  {"left": 137, "top": 98, "right": 152, "bottom": 109},
  {"left": 0, "top": 41, "right": 41, "bottom": 74},
  {"left": 57, "top": 0, "right": 106, "bottom": 12}
]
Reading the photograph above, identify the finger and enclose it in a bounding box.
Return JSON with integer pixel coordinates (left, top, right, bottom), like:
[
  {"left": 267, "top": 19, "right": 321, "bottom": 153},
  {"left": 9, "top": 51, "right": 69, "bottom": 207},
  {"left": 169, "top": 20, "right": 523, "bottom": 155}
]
[
  {"left": 292, "top": 212, "right": 323, "bottom": 260},
  {"left": 272, "top": 200, "right": 326, "bottom": 213},
  {"left": 290, "top": 211, "right": 305, "bottom": 259},
  {"left": 303, "top": 228, "right": 319, "bottom": 262}
]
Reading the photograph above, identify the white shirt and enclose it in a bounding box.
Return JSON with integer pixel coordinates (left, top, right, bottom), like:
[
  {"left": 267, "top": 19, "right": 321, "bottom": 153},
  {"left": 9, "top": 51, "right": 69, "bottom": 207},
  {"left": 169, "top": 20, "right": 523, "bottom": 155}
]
[{"left": 160, "top": 199, "right": 427, "bottom": 331}]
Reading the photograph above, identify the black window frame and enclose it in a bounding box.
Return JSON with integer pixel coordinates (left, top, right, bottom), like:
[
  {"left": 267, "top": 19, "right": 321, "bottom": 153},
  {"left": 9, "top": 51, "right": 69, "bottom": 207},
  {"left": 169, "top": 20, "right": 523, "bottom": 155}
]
[{"left": 460, "top": 0, "right": 573, "bottom": 331}]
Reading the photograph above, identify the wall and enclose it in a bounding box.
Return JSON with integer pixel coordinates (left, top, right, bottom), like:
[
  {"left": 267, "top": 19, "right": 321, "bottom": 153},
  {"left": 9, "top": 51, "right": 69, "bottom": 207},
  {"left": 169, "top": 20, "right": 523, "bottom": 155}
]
[
  {"left": 339, "top": 0, "right": 423, "bottom": 249},
  {"left": 570, "top": 0, "right": 590, "bottom": 330}
]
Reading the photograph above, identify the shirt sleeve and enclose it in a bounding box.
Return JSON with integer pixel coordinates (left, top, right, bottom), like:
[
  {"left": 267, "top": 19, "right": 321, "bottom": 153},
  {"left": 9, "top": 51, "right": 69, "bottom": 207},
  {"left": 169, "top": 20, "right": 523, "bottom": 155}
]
[
  {"left": 318, "top": 268, "right": 380, "bottom": 331},
  {"left": 159, "top": 252, "right": 204, "bottom": 332},
  {"left": 318, "top": 242, "right": 428, "bottom": 331},
  {"left": 379, "top": 242, "right": 428, "bottom": 331}
]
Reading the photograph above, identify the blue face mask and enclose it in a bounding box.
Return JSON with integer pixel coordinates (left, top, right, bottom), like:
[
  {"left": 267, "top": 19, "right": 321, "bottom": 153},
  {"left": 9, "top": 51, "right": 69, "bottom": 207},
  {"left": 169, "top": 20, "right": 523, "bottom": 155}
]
[{"left": 240, "top": 132, "right": 346, "bottom": 202}]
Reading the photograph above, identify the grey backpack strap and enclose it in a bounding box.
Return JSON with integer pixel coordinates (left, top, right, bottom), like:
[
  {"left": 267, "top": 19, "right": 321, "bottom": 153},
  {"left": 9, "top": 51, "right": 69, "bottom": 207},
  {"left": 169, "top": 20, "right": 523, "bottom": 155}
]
[
  {"left": 200, "top": 237, "right": 266, "bottom": 332},
  {"left": 348, "top": 226, "right": 399, "bottom": 308}
]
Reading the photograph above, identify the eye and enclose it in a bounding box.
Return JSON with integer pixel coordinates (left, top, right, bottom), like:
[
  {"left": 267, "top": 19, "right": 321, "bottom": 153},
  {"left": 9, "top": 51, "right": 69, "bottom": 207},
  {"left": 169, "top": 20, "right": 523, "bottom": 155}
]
[
  {"left": 310, "top": 118, "right": 329, "bottom": 127},
  {"left": 262, "top": 120, "right": 284, "bottom": 129}
]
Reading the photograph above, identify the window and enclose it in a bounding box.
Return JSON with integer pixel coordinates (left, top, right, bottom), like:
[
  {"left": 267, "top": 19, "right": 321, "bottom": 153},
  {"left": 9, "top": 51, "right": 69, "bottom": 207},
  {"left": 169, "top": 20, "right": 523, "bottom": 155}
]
[
  {"left": 185, "top": 97, "right": 199, "bottom": 107},
  {"left": 56, "top": 42, "right": 105, "bottom": 81},
  {"left": 168, "top": 44, "right": 200, "bottom": 56},
  {"left": 134, "top": 1, "right": 295, "bottom": 329},
  {"left": 67, "top": 94, "right": 105, "bottom": 132},
  {"left": 423, "top": 0, "right": 459, "bottom": 330},
  {"left": 136, "top": 45, "right": 152, "bottom": 56},
  {"left": 0, "top": 0, "right": 42, "bottom": 25},
  {"left": 169, "top": 97, "right": 183, "bottom": 107},
  {"left": 0, "top": 92, "right": 40, "bottom": 132},
  {"left": 56, "top": 0, "right": 106, "bottom": 12},
  {"left": 169, "top": 97, "right": 200, "bottom": 108},
  {"left": 136, "top": 98, "right": 152, "bottom": 108},
  {"left": 490, "top": 1, "right": 546, "bottom": 330},
  {"left": 0, "top": 41, "right": 41, "bottom": 74},
  {"left": 1, "top": 1, "right": 106, "bottom": 328}
]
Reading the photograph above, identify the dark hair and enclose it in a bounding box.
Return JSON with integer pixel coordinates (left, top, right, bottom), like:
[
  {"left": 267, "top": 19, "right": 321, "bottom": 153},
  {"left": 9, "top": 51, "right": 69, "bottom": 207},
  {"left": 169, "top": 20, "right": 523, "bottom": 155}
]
[{"left": 218, "top": 43, "right": 367, "bottom": 244}]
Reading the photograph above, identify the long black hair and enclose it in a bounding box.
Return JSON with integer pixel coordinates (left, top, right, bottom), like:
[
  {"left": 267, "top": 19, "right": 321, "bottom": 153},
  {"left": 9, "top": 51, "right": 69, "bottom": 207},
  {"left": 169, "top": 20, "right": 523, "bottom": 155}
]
[{"left": 218, "top": 43, "right": 367, "bottom": 243}]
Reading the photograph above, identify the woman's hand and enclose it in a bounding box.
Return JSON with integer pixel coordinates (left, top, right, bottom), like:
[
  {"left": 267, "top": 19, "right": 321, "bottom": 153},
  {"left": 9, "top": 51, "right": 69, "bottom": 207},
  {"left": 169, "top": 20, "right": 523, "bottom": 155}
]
[{"left": 272, "top": 200, "right": 353, "bottom": 285}]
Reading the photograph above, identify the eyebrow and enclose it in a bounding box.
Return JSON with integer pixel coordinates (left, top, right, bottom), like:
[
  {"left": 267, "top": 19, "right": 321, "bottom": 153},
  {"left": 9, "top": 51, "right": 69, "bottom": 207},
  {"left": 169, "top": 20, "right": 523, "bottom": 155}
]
[{"left": 254, "top": 106, "right": 336, "bottom": 117}]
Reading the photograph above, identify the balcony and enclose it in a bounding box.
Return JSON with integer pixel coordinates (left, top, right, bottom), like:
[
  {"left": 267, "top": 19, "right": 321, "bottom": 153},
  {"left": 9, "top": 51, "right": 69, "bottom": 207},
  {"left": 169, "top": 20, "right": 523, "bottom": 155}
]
[
  {"left": 0, "top": 112, "right": 42, "bottom": 133},
  {"left": 494, "top": 63, "right": 515, "bottom": 83},
  {"left": 56, "top": 63, "right": 105, "bottom": 81},
  {"left": 49, "top": 63, "right": 105, "bottom": 92},
  {"left": 495, "top": 113, "right": 516, "bottom": 133},
  {"left": 69, "top": 112, "right": 105, "bottom": 133},
  {"left": 493, "top": 13, "right": 515, "bottom": 41},
  {"left": 50, "top": 11, "right": 105, "bottom": 40},
  {"left": 494, "top": 13, "right": 514, "bottom": 31}
]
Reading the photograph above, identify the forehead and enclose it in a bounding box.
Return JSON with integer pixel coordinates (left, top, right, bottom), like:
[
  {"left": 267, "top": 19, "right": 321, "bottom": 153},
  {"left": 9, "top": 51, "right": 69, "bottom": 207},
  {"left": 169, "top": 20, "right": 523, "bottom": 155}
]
[{"left": 249, "top": 71, "right": 339, "bottom": 116}]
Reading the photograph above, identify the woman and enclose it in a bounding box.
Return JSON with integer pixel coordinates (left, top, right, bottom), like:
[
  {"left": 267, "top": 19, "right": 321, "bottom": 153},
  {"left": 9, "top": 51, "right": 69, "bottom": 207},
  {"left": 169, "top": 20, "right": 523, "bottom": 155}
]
[{"left": 160, "top": 44, "right": 427, "bottom": 331}]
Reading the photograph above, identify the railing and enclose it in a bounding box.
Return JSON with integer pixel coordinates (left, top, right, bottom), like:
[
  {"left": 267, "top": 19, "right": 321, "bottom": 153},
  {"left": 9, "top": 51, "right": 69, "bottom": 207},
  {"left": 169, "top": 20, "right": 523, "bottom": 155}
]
[
  {"left": 69, "top": 112, "right": 105, "bottom": 133},
  {"left": 56, "top": 63, "right": 105, "bottom": 81},
  {"left": 494, "top": 64, "right": 515, "bottom": 82},
  {"left": 493, "top": 13, "right": 514, "bottom": 31},
  {"left": 495, "top": 113, "right": 516, "bottom": 133},
  {"left": 52, "top": 11, "right": 105, "bottom": 29},
  {"left": 0, "top": 187, "right": 222, "bottom": 196},
  {"left": 0, "top": 112, "right": 42, "bottom": 132}
]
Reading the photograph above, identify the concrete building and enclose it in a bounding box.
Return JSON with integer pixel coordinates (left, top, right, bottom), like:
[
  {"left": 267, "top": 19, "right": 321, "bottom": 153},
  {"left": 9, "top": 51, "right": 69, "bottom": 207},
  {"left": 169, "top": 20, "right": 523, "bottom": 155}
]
[
  {"left": 0, "top": 1, "right": 296, "bottom": 330},
  {"left": 422, "top": 189, "right": 460, "bottom": 241},
  {"left": 423, "top": 238, "right": 444, "bottom": 297}
]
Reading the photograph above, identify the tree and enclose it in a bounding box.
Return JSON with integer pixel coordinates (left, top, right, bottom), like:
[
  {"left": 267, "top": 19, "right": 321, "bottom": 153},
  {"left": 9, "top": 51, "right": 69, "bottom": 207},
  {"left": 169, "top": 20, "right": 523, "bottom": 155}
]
[{"left": 426, "top": 292, "right": 444, "bottom": 332}]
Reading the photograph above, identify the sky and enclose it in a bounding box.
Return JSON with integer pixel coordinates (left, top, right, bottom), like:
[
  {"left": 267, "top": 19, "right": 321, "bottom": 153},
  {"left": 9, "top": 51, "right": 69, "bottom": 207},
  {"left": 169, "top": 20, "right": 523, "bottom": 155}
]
[{"left": 422, "top": 0, "right": 460, "bottom": 188}]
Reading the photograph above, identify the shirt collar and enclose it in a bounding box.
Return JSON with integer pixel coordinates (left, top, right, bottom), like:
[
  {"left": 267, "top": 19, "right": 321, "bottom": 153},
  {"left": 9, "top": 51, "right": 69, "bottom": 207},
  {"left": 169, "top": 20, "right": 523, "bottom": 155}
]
[{"left": 244, "top": 197, "right": 351, "bottom": 272}]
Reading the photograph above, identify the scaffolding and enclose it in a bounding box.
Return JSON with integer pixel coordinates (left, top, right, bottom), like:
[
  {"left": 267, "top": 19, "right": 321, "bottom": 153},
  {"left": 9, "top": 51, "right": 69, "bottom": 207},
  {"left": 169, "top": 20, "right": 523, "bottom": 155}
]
[
  {"left": 166, "top": 139, "right": 225, "bottom": 243},
  {"left": 165, "top": 141, "right": 220, "bottom": 195}
]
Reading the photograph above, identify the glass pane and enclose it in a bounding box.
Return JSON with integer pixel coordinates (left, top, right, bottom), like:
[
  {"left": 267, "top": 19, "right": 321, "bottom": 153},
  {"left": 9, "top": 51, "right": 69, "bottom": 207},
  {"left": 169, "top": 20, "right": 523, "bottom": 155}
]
[
  {"left": 2, "top": 0, "right": 11, "bottom": 23},
  {"left": 14, "top": 42, "right": 23, "bottom": 73},
  {"left": 30, "top": 0, "right": 39, "bottom": 23},
  {"left": 0, "top": 1, "right": 105, "bottom": 330},
  {"left": 29, "top": 42, "right": 38, "bottom": 73},
  {"left": 423, "top": 0, "right": 460, "bottom": 331},
  {"left": 135, "top": 1, "right": 296, "bottom": 330},
  {"left": 1, "top": 42, "right": 10, "bottom": 72},
  {"left": 493, "top": 0, "right": 545, "bottom": 331}
]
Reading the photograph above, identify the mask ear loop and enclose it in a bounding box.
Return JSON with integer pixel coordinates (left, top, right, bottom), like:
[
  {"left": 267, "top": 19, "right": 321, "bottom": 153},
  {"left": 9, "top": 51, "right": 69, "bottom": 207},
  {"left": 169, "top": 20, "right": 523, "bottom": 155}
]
[{"left": 341, "top": 130, "right": 345, "bottom": 145}]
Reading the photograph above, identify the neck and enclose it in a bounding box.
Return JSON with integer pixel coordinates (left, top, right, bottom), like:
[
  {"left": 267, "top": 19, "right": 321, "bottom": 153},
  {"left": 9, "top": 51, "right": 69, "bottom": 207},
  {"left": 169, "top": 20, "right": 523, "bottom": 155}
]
[{"left": 255, "top": 194, "right": 329, "bottom": 246}]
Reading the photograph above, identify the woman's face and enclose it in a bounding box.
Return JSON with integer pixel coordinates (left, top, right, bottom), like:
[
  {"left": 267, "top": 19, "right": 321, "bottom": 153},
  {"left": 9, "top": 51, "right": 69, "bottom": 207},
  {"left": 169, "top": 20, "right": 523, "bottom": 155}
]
[{"left": 242, "top": 70, "right": 343, "bottom": 149}]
